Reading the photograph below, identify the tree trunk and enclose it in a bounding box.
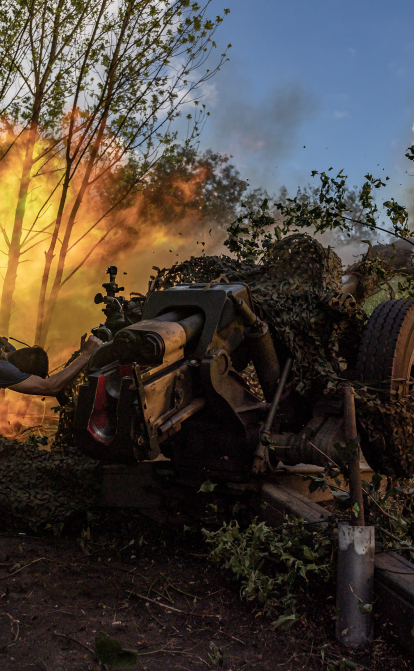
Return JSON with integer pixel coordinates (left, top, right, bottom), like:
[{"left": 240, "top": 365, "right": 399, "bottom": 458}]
[
  {"left": 38, "top": 170, "right": 94, "bottom": 347},
  {"left": 0, "top": 124, "right": 37, "bottom": 335},
  {"left": 36, "top": 3, "right": 132, "bottom": 346},
  {"left": 35, "top": 170, "right": 71, "bottom": 345},
  {"left": 38, "top": 98, "right": 114, "bottom": 347}
]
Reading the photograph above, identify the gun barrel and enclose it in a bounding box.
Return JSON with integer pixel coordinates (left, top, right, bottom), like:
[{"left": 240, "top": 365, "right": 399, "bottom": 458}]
[
  {"left": 113, "top": 311, "right": 204, "bottom": 366},
  {"left": 178, "top": 313, "right": 204, "bottom": 341}
]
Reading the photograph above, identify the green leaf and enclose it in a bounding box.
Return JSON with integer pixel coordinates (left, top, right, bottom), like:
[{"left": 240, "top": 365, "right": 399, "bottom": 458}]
[
  {"left": 94, "top": 632, "right": 138, "bottom": 668},
  {"left": 332, "top": 490, "right": 350, "bottom": 501},
  {"left": 358, "top": 603, "right": 372, "bottom": 615},
  {"left": 273, "top": 613, "right": 298, "bottom": 629},
  {"left": 303, "top": 546, "right": 315, "bottom": 561},
  {"left": 198, "top": 479, "right": 217, "bottom": 493}
]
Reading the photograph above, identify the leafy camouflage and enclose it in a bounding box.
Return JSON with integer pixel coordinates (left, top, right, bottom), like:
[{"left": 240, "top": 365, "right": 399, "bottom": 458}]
[
  {"left": 155, "top": 233, "right": 414, "bottom": 477},
  {"left": 54, "top": 348, "right": 87, "bottom": 447},
  {"left": 0, "top": 437, "right": 101, "bottom": 531},
  {"left": 155, "top": 234, "right": 366, "bottom": 397}
]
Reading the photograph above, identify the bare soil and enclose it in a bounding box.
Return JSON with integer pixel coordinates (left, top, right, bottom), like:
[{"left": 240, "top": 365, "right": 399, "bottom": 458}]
[{"left": 0, "top": 511, "right": 411, "bottom": 671}]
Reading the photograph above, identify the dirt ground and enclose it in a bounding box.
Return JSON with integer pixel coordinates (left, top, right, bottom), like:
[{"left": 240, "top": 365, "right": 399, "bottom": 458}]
[{"left": 0, "top": 511, "right": 412, "bottom": 671}]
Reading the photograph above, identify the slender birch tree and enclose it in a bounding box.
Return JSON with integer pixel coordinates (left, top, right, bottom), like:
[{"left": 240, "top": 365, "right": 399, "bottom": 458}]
[
  {"left": 0, "top": 0, "right": 110, "bottom": 335},
  {"left": 0, "top": 0, "right": 230, "bottom": 348}
]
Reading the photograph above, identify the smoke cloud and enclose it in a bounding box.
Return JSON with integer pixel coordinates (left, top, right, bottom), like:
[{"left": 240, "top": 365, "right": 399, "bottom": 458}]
[{"left": 201, "top": 64, "right": 320, "bottom": 185}]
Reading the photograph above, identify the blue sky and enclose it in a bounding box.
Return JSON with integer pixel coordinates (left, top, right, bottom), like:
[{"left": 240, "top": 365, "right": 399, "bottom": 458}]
[{"left": 198, "top": 0, "right": 414, "bottom": 207}]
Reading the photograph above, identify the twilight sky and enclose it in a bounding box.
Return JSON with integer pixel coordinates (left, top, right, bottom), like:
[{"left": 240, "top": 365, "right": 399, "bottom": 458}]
[{"left": 197, "top": 0, "right": 414, "bottom": 205}]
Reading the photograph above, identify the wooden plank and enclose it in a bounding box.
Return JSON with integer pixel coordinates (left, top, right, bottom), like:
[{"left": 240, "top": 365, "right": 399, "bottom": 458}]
[
  {"left": 375, "top": 548, "right": 414, "bottom": 653},
  {"left": 375, "top": 550, "right": 414, "bottom": 602},
  {"left": 270, "top": 462, "right": 377, "bottom": 503},
  {"left": 374, "top": 581, "right": 414, "bottom": 654},
  {"left": 260, "top": 482, "right": 331, "bottom": 526}
]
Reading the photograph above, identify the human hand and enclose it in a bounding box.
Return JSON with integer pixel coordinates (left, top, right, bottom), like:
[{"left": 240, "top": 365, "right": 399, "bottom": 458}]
[
  {"left": 80, "top": 333, "right": 103, "bottom": 356},
  {"left": 0, "top": 336, "right": 14, "bottom": 353}
]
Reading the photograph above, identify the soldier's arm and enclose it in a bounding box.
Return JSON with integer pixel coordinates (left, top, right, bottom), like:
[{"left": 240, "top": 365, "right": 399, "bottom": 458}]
[{"left": 9, "top": 335, "right": 102, "bottom": 396}]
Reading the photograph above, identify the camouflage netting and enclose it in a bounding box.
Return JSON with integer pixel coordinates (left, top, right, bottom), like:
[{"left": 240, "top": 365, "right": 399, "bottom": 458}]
[
  {"left": 153, "top": 233, "right": 414, "bottom": 478},
  {"left": 344, "top": 239, "right": 414, "bottom": 303},
  {"left": 155, "top": 233, "right": 366, "bottom": 398},
  {"left": 355, "top": 395, "right": 414, "bottom": 477},
  {"left": 345, "top": 240, "right": 414, "bottom": 301},
  {"left": 0, "top": 438, "right": 101, "bottom": 531},
  {"left": 0, "top": 347, "right": 98, "bottom": 531}
]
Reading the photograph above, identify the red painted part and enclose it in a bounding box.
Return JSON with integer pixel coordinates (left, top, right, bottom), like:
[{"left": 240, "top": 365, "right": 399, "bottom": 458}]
[{"left": 87, "top": 374, "right": 114, "bottom": 444}]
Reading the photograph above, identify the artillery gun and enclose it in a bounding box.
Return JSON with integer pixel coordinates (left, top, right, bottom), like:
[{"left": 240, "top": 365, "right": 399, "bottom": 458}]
[{"left": 73, "top": 264, "right": 414, "bottom": 483}]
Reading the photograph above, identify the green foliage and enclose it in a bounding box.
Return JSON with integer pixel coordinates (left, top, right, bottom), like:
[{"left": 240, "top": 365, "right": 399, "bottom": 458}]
[
  {"left": 397, "top": 275, "right": 414, "bottom": 299},
  {"left": 358, "top": 602, "right": 372, "bottom": 614},
  {"left": 273, "top": 170, "right": 411, "bottom": 243},
  {"left": 102, "top": 146, "right": 269, "bottom": 233},
  {"left": 330, "top": 659, "right": 359, "bottom": 670},
  {"left": 0, "top": 0, "right": 232, "bottom": 345},
  {"left": 94, "top": 632, "right": 138, "bottom": 668},
  {"left": 304, "top": 450, "right": 414, "bottom": 554},
  {"left": 0, "top": 0, "right": 230, "bottom": 138},
  {"left": 78, "top": 526, "right": 92, "bottom": 555},
  {"left": 198, "top": 479, "right": 217, "bottom": 493},
  {"left": 293, "top": 182, "right": 372, "bottom": 246},
  {"left": 351, "top": 502, "right": 360, "bottom": 519},
  {"left": 224, "top": 198, "right": 278, "bottom": 262},
  {"left": 203, "top": 516, "right": 335, "bottom": 626},
  {"left": 361, "top": 476, "right": 414, "bottom": 538},
  {"left": 28, "top": 434, "right": 48, "bottom": 448},
  {"left": 207, "top": 641, "right": 225, "bottom": 668},
  {"left": 224, "top": 168, "right": 413, "bottom": 266}
]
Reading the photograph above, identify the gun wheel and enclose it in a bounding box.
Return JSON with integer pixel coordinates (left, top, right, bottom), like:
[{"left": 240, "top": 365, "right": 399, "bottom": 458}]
[
  {"left": 356, "top": 298, "right": 414, "bottom": 398},
  {"left": 356, "top": 299, "right": 414, "bottom": 474}
]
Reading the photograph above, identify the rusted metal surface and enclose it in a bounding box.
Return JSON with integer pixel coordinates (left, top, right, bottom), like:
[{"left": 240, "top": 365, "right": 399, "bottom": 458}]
[
  {"left": 343, "top": 385, "right": 365, "bottom": 526},
  {"left": 252, "top": 358, "right": 292, "bottom": 474},
  {"left": 77, "top": 277, "right": 275, "bottom": 477},
  {"left": 79, "top": 267, "right": 359, "bottom": 478},
  {"left": 158, "top": 398, "right": 206, "bottom": 437},
  {"left": 266, "top": 414, "right": 343, "bottom": 467},
  {"left": 335, "top": 524, "right": 375, "bottom": 646},
  {"left": 81, "top": 267, "right": 414, "bottom": 656},
  {"left": 228, "top": 291, "right": 281, "bottom": 401}
]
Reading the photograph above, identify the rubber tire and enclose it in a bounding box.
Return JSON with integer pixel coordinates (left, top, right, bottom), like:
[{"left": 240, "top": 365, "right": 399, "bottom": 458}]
[
  {"left": 356, "top": 299, "right": 414, "bottom": 398},
  {"left": 356, "top": 299, "right": 414, "bottom": 475}
]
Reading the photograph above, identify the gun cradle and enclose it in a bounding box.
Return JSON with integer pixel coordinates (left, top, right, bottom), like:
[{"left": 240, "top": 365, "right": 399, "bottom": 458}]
[{"left": 74, "top": 282, "right": 279, "bottom": 480}]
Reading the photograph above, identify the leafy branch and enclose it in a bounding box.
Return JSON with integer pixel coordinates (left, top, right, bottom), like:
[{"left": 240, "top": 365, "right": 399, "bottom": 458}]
[{"left": 224, "top": 169, "right": 413, "bottom": 264}]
